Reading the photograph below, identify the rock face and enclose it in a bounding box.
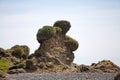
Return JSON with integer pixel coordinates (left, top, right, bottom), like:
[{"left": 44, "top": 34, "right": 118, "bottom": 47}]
[{"left": 35, "top": 20, "right": 78, "bottom": 65}]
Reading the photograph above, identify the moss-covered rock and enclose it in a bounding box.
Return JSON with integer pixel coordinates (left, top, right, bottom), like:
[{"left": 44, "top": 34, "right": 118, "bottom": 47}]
[
  {"left": 11, "top": 45, "right": 30, "bottom": 59},
  {"left": 65, "top": 35, "right": 79, "bottom": 51},
  {"left": 53, "top": 20, "right": 71, "bottom": 34},
  {"left": 33, "top": 20, "right": 79, "bottom": 72},
  {"left": 37, "top": 26, "right": 56, "bottom": 43},
  {"left": 11, "top": 46, "right": 24, "bottom": 59},
  {"left": 5, "top": 20, "right": 79, "bottom": 73}
]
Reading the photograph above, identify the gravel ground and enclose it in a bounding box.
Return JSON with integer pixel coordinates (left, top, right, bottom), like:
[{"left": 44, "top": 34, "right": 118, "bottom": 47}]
[{"left": 8, "top": 73, "right": 116, "bottom": 80}]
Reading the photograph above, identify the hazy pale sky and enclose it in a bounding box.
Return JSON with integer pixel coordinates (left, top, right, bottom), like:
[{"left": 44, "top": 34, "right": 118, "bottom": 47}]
[{"left": 0, "top": 0, "right": 120, "bottom": 66}]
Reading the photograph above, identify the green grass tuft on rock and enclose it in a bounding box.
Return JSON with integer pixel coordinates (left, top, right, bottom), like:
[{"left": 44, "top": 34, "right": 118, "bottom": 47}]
[{"left": 0, "top": 58, "right": 10, "bottom": 72}]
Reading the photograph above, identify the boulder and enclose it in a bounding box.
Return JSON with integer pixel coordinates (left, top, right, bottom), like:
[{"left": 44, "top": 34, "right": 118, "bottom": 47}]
[
  {"left": 91, "top": 60, "right": 120, "bottom": 73},
  {"left": 7, "top": 68, "right": 26, "bottom": 74}
]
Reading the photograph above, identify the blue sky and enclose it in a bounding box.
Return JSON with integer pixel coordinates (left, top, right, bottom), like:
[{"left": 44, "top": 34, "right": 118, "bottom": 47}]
[{"left": 0, "top": 0, "right": 120, "bottom": 66}]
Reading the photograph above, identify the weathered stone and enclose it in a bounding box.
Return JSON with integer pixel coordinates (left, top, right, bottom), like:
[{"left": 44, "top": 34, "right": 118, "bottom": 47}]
[{"left": 91, "top": 60, "right": 120, "bottom": 73}]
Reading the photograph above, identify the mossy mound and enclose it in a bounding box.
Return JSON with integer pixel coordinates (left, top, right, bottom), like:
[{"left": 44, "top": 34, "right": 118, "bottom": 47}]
[
  {"left": 11, "top": 45, "right": 30, "bottom": 59},
  {"left": 65, "top": 35, "right": 79, "bottom": 51},
  {"left": 53, "top": 20, "right": 71, "bottom": 34},
  {"left": 37, "top": 26, "right": 56, "bottom": 43},
  {"left": 11, "top": 46, "right": 24, "bottom": 59}
]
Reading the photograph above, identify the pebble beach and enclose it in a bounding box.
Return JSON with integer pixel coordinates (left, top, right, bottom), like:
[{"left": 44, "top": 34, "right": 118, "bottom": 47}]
[{"left": 8, "top": 73, "right": 116, "bottom": 80}]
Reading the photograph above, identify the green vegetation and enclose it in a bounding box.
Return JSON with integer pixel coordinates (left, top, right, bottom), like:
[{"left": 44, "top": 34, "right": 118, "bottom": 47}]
[
  {"left": 11, "top": 45, "right": 30, "bottom": 59},
  {"left": 53, "top": 20, "right": 71, "bottom": 34},
  {"left": 37, "top": 26, "right": 56, "bottom": 43},
  {"left": 17, "top": 63, "right": 26, "bottom": 68},
  {"left": 65, "top": 35, "right": 79, "bottom": 51},
  {"left": 0, "top": 58, "right": 10, "bottom": 72}
]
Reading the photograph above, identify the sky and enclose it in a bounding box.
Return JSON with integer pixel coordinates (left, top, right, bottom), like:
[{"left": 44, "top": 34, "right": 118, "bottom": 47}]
[{"left": 0, "top": 0, "right": 120, "bottom": 66}]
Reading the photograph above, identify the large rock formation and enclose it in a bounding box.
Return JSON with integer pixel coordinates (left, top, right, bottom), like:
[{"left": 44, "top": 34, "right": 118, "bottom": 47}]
[
  {"left": 23, "top": 20, "right": 120, "bottom": 73},
  {"left": 28, "top": 20, "right": 79, "bottom": 73}
]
